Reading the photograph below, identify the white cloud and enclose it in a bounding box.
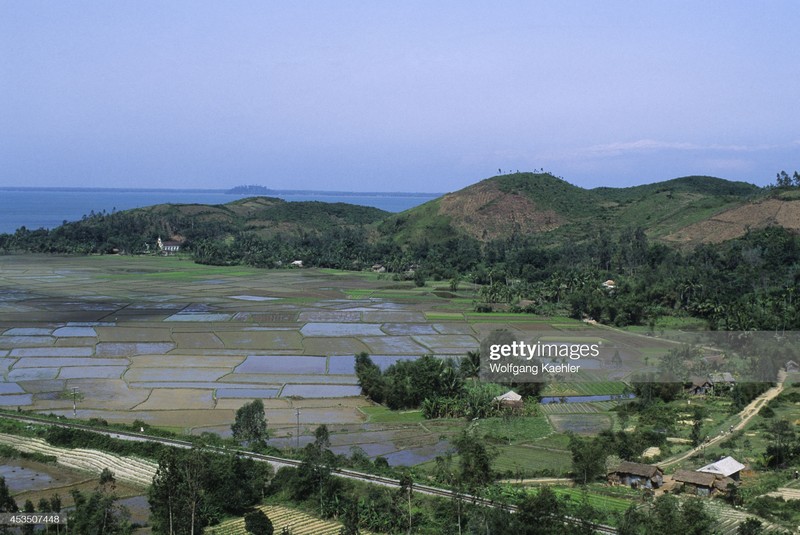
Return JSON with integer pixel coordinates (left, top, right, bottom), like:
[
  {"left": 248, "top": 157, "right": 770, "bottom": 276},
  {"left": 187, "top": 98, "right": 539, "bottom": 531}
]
[
  {"left": 558, "top": 139, "right": 796, "bottom": 159},
  {"left": 585, "top": 139, "right": 698, "bottom": 156},
  {"left": 583, "top": 139, "right": 778, "bottom": 157}
]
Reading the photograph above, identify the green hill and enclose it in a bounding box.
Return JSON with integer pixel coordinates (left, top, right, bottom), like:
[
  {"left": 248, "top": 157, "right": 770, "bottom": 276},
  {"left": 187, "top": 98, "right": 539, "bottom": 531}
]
[
  {"left": 590, "top": 176, "right": 761, "bottom": 240},
  {"left": 0, "top": 196, "right": 389, "bottom": 255},
  {"left": 592, "top": 175, "right": 759, "bottom": 201},
  {"left": 379, "top": 172, "right": 605, "bottom": 243},
  {"left": 379, "top": 173, "right": 786, "bottom": 246},
  {"left": 128, "top": 196, "right": 387, "bottom": 238}
]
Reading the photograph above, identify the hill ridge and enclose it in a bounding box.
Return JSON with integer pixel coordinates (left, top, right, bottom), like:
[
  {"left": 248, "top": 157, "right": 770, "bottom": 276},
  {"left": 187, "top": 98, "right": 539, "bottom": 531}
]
[{"left": 382, "top": 172, "right": 772, "bottom": 244}]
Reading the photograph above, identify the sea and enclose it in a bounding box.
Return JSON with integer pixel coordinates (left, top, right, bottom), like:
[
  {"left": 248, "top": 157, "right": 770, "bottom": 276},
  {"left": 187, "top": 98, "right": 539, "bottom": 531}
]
[{"left": 0, "top": 188, "right": 439, "bottom": 234}]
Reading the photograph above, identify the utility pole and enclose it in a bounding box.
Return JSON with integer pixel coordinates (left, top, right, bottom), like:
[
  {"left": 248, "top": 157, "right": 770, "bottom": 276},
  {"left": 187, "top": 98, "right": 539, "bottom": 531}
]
[
  {"left": 296, "top": 408, "right": 301, "bottom": 450},
  {"left": 71, "top": 387, "right": 79, "bottom": 417}
]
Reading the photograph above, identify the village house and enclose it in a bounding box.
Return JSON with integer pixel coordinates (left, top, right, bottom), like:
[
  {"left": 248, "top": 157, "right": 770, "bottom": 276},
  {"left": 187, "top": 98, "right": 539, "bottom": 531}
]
[
  {"left": 697, "top": 456, "right": 745, "bottom": 481},
  {"left": 493, "top": 390, "right": 523, "bottom": 410},
  {"left": 671, "top": 457, "right": 743, "bottom": 497},
  {"left": 785, "top": 360, "right": 799, "bottom": 373},
  {"left": 157, "top": 237, "right": 181, "bottom": 255},
  {"left": 708, "top": 372, "right": 736, "bottom": 392},
  {"left": 686, "top": 372, "right": 736, "bottom": 395},
  {"left": 686, "top": 377, "right": 714, "bottom": 396},
  {"left": 673, "top": 469, "right": 736, "bottom": 496},
  {"left": 607, "top": 461, "right": 664, "bottom": 489}
]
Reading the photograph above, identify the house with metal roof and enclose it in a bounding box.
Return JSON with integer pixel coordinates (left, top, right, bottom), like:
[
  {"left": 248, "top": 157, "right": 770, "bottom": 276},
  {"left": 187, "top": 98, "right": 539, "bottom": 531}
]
[
  {"left": 493, "top": 390, "right": 523, "bottom": 409},
  {"left": 697, "top": 456, "right": 745, "bottom": 481}
]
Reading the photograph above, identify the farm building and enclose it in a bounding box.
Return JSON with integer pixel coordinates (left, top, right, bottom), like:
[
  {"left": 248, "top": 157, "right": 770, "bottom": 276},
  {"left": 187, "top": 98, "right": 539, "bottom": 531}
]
[
  {"left": 687, "top": 373, "right": 735, "bottom": 395},
  {"left": 708, "top": 372, "right": 735, "bottom": 390},
  {"left": 607, "top": 461, "right": 664, "bottom": 489},
  {"left": 673, "top": 469, "right": 736, "bottom": 496},
  {"left": 686, "top": 377, "right": 713, "bottom": 395},
  {"left": 697, "top": 456, "right": 745, "bottom": 481},
  {"left": 493, "top": 390, "right": 523, "bottom": 409},
  {"left": 157, "top": 237, "right": 181, "bottom": 255}
]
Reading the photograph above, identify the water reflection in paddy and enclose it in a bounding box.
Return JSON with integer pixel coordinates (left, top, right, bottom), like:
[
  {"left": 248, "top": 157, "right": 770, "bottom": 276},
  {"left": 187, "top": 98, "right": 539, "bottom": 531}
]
[
  {"left": 215, "top": 388, "right": 279, "bottom": 399},
  {"left": 327, "top": 355, "right": 356, "bottom": 374},
  {"left": 301, "top": 323, "right": 385, "bottom": 336},
  {"left": 0, "top": 394, "right": 33, "bottom": 405},
  {"left": 235, "top": 355, "right": 327, "bottom": 374},
  {"left": 0, "top": 463, "right": 58, "bottom": 492},
  {"left": 383, "top": 440, "right": 451, "bottom": 466}
]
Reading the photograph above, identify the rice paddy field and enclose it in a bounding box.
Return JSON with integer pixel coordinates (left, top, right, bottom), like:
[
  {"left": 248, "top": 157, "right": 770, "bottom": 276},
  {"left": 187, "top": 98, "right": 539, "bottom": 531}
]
[{"left": 0, "top": 254, "right": 675, "bottom": 467}]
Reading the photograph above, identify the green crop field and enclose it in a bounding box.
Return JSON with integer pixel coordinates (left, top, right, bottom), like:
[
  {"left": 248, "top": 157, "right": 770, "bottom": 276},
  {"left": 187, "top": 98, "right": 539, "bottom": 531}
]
[
  {"left": 549, "top": 487, "right": 634, "bottom": 515},
  {"left": 492, "top": 444, "right": 572, "bottom": 476},
  {"left": 476, "top": 415, "right": 553, "bottom": 443},
  {"left": 543, "top": 381, "right": 628, "bottom": 396},
  {"left": 360, "top": 406, "right": 425, "bottom": 423}
]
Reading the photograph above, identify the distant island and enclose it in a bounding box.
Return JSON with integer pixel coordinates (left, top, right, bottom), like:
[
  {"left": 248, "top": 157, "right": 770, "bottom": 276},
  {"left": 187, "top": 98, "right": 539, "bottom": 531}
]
[{"left": 226, "top": 185, "right": 275, "bottom": 195}]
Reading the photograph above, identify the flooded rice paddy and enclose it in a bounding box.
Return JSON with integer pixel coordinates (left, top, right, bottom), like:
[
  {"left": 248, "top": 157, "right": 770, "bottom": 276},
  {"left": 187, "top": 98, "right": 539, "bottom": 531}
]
[
  {"left": 0, "top": 255, "right": 667, "bottom": 465},
  {"left": 0, "top": 256, "right": 483, "bottom": 442},
  {"left": 0, "top": 459, "right": 89, "bottom": 495}
]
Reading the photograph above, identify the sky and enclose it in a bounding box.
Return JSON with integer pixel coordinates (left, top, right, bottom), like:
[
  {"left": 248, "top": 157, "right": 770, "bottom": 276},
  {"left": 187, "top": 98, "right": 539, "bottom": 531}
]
[{"left": 1, "top": 2, "right": 799, "bottom": 193}]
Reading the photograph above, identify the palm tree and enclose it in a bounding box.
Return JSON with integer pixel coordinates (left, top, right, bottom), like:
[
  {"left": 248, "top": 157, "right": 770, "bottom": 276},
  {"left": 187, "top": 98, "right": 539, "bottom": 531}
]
[{"left": 461, "top": 351, "right": 481, "bottom": 379}]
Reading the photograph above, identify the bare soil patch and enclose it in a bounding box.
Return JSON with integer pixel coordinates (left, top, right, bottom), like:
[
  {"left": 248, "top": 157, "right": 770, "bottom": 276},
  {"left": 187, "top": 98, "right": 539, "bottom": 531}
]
[
  {"left": 439, "top": 180, "right": 565, "bottom": 240},
  {"left": 665, "top": 198, "right": 800, "bottom": 244}
]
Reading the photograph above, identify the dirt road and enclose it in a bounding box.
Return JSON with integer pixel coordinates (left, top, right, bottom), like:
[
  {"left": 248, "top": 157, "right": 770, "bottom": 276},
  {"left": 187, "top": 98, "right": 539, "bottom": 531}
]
[{"left": 661, "top": 370, "right": 786, "bottom": 467}]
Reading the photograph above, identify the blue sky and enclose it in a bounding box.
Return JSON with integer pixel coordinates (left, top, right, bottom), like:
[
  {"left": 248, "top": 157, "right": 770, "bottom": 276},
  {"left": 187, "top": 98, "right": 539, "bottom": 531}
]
[{"left": 1, "top": 2, "right": 798, "bottom": 192}]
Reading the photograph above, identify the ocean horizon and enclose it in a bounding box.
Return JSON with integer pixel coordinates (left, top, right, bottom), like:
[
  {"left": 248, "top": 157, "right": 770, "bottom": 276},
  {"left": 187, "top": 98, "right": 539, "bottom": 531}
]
[{"left": 0, "top": 187, "right": 439, "bottom": 234}]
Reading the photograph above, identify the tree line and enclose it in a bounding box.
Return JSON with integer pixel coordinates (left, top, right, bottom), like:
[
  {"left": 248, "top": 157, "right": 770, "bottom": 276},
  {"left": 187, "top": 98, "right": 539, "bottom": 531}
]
[
  {"left": 355, "top": 352, "right": 542, "bottom": 419},
  {"left": 4, "top": 203, "right": 800, "bottom": 334}
]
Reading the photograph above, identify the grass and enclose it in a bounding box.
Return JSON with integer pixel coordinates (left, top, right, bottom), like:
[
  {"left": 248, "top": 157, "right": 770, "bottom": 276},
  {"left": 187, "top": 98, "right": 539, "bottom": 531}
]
[
  {"left": 547, "top": 414, "right": 612, "bottom": 434},
  {"left": 344, "top": 288, "right": 440, "bottom": 301},
  {"left": 317, "top": 268, "right": 379, "bottom": 279},
  {"left": 542, "top": 381, "right": 628, "bottom": 396},
  {"left": 414, "top": 442, "right": 572, "bottom": 478},
  {"left": 540, "top": 402, "right": 617, "bottom": 415},
  {"left": 623, "top": 315, "right": 709, "bottom": 333},
  {"left": 101, "top": 256, "right": 261, "bottom": 277},
  {"left": 552, "top": 323, "right": 594, "bottom": 331},
  {"left": 424, "top": 312, "right": 465, "bottom": 320},
  {"left": 465, "top": 313, "right": 566, "bottom": 323},
  {"left": 548, "top": 486, "right": 635, "bottom": 515},
  {"left": 359, "top": 406, "right": 425, "bottom": 424},
  {"left": 492, "top": 444, "right": 572, "bottom": 476},
  {"left": 475, "top": 415, "right": 553, "bottom": 444},
  {"left": 533, "top": 433, "right": 573, "bottom": 450},
  {"left": 153, "top": 425, "right": 187, "bottom": 435}
]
